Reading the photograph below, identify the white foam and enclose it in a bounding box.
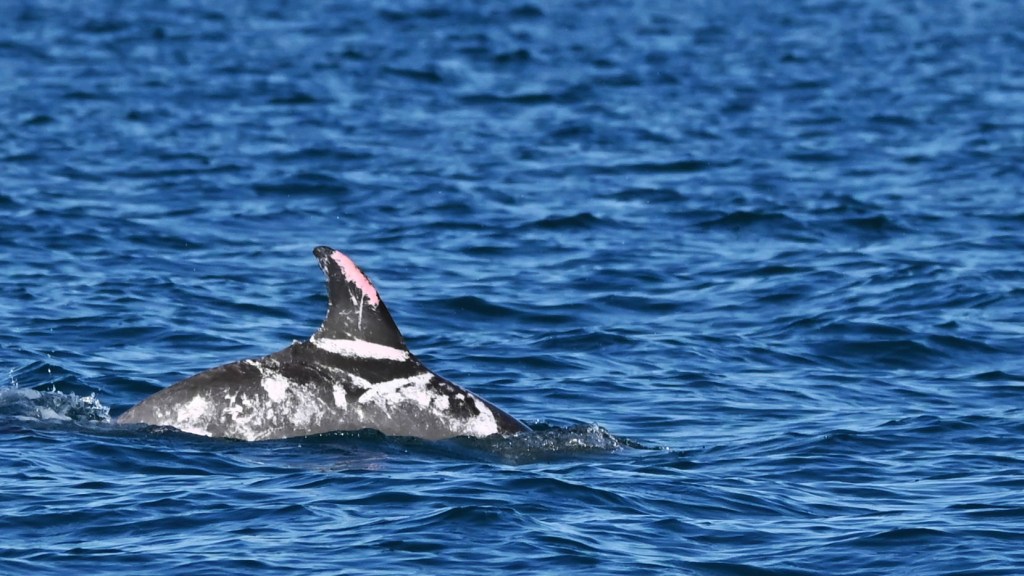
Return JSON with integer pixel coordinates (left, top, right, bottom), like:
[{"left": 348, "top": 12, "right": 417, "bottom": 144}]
[
  {"left": 36, "top": 407, "right": 72, "bottom": 422},
  {"left": 312, "top": 337, "right": 410, "bottom": 361}
]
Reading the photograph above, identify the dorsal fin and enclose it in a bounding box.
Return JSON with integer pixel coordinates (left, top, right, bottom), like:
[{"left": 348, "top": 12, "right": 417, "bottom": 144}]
[{"left": 312, "top": 246, "right": 406, "bottom": 349}]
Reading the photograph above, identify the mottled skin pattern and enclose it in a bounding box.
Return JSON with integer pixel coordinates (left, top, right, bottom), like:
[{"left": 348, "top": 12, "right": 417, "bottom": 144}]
[{"left": 118, "top": 246, "right": 529, "bottom": 441}]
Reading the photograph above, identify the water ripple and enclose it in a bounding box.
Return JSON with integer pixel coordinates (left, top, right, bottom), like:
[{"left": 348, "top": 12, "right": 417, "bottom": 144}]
[{"left": 4, "top": 0, "right": 1024, "bottom": 574}]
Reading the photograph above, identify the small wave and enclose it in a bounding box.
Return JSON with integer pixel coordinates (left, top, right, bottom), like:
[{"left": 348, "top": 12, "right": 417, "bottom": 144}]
[
  {"left": 617, "top": 159, "right": 712, "bottom": 174},
  {"left": 425, "top": 295, "right": 519, "bottom": 323},
  {"left": 456, "top": 423, "right": 649, "bottom": 464},
  {"left": 606, "top": 187, "right": 682, "bottom": 204},
  {"left": 282, "top": 424, "right": 644, "bottom": 466},
  {"left": 0, "top": 386, "right": 111, "bottom": 424},
  {"left": 252, "top": 171, "right": 351, "bottom": 196},
  {"left": 698, "top": 210, "right": 804, "bottom": 231},
  {"left": 528, "top": 212, "right": 607, "bottom": 231}
]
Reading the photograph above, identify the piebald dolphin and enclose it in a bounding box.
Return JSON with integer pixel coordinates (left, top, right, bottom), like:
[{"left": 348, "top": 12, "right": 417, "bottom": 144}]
[{"left": 118, "top": 246, "right": 530, "bottom": 441}]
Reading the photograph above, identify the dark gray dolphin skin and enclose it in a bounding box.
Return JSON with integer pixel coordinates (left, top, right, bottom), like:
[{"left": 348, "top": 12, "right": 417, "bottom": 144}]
[{"left": 118, "top": 246, "right": 530, "bottom": 441}]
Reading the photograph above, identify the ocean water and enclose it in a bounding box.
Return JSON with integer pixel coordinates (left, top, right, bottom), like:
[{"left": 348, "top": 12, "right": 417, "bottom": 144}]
[{"left": 2, "top": 0, "right": 1024, "bottom": 574}]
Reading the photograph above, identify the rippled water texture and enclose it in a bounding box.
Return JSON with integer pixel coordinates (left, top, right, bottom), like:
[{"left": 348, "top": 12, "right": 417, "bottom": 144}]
[{"left": 2, "top": 1, "right": 1024, "bottom": 574}]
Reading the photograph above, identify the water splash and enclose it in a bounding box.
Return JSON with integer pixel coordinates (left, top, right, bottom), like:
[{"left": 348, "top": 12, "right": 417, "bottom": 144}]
[
  {"left": 0, "top": 386, "right": 111, "bottom": 423},
  {"left": 447, "top": 422, "right": 651, "bottom": 464}
]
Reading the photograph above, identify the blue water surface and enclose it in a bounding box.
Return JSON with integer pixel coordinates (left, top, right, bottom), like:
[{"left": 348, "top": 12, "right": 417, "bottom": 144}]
[{"left": 2, "top": 1, "right": 1024, "bottom": 574}]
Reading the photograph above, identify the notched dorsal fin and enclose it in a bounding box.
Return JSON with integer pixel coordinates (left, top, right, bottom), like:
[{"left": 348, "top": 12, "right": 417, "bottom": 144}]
[{"left": 312, "top": 246, "right": 406, "bottom": 348}]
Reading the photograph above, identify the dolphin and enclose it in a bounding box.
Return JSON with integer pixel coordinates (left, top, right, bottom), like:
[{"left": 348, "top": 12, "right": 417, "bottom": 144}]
[{"left": 118, "top": 246, "right": 530, "bottom": 441}]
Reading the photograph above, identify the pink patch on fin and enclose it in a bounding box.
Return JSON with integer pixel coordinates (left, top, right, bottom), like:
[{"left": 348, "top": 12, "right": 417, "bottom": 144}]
[{"left": 330, "top": 251, "right": 381, "bottom": 307}]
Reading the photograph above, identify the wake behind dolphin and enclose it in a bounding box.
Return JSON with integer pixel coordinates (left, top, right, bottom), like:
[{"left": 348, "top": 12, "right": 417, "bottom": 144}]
[{"left": 118, "top": 246, "right": 530, "bottom": 441}]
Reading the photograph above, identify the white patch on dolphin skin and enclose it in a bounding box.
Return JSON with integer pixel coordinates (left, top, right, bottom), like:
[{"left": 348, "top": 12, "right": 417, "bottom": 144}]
[
  {"left": 178, "top": 395, "right": 208, "bottom": 422},
  {"left": 173, "top": 395, "right": 212, "bottom": 436},
  {"left": 223, "top": 393, "right": 265, "bottom": 441},
  {"left": 284, "top": 389, "right": 325, "bottom": 435},
  {"left": 350, "top": 374, "right": 372, "bottom": 390},
  {"left": 261, "top": 372, "right": 290, "bottom": 402},
  {"left": 352, "top": 373, "right": 500, "bottom": 438},
  {"left": 451, "top": 398, "right": 499, "bottom": 438},
  {"left": 332, "top": 384, "right": 347, "bottom": 408},
  {"left": 218, "top": 382, "right": 332, "bottom": 442},
  {"left": 162, "top": 359, "right": 332, "bottom": 441},
  {"left": 358, "top": 373, "right": 435, "bottom": 408},
  {"left": 311, "top": 337, "right": 410, "bottom": 361},
  {"left": 433, "top": 393, "right": 450, "bottom": 412}
]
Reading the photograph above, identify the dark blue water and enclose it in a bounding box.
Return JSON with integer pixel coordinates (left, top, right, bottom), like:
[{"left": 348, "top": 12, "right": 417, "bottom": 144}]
[{"left": 3, "top": 1, "right": 1024, "bottom": 574}]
